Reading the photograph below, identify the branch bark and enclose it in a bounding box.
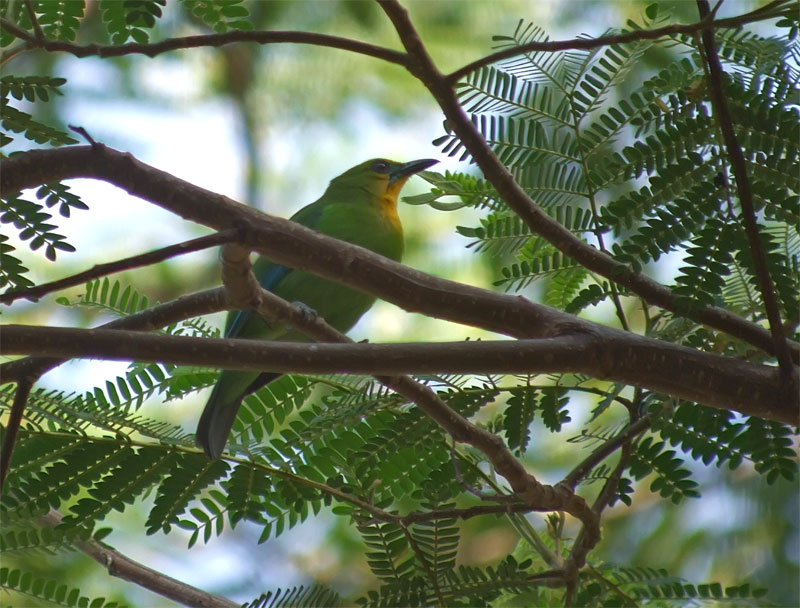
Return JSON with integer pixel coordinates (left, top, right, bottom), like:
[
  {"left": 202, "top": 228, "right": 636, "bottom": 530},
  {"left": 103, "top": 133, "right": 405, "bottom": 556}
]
[
  {"left": 0, "top": 229, "right": 239, "bottom": 304},
  {"left": 216, "top": 242, "right": 601, "bottom": 561},
  {"left": 35, "top": 509, "right": 239, "bottom": 608},
  {"left": 2, "top": 145, "right": 796, "bottom": 368},
  {"left": 0, "top": 18, "right": 408, "bottom": 67},
  {"left": 446, "top": 0, "right": 794, "bottom": 82},
  {"left": 695, "top": 0, "right": 794, "bottom": 379},
  {"left": 1, "top": 324, "right": 795, "bottom": 425},
  {"left": 375, "top": 0, "right": 800, "bottom": 366},
  {"left": 0, "top": 287, "right": 229, "bottom": 382}
]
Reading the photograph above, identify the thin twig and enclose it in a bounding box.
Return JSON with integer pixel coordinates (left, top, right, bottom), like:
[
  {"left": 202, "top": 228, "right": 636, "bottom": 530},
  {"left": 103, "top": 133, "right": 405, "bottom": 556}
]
[
  {"left": 446, "top": 0, "right": 794, "bottom": 83},
  {"left": 566, "top": 433, "right": 636, "bottom": 577},
  {"left": 560, "top": 416, "right": 652, "bottom": 489},
  {"left": 0, "top": 378, "right": 33, "bottom": 490},
  {"left": 565, "top": 390, "right": 645, "bottom": 576},
  {"left": 35, "top": 509, "right": 239, "bottom": 608},
  {"left": 400, "top": 523, "right": 447, "bottom": 607},
  {"left": 695, "top": 0, "right": 794, "bottom": 379},
  {"left": 69, "top": 124, "right": 99, "bottom": 146},
  {"left": 450, "top": 441, "right": 519, "bottom": 502},
  {"left": 22, "top": 0, "right": 44, "bottom": 41},
  {"left": 375, "top": 0, "right": 800, "bottom": 369},
  {"left": 388, "top": 502, "right": 532, "bottom": 525},
  {"left": 1, "top": 229, "right": 240, "bottom": 305},
  {"left": 0, "top": 18, "right": 408, "bottom": 67}
]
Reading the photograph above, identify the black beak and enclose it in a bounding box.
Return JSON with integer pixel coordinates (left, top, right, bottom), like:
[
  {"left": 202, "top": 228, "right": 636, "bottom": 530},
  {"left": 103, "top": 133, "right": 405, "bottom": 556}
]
[{"left": 389, "top": 158, "right": 438, "bottom": 184}]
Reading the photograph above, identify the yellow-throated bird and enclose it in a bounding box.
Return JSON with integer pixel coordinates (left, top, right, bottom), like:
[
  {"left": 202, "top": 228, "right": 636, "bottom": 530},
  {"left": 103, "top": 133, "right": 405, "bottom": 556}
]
[{"left": 196, "top": 158, "right": 438, "bottom": 459}]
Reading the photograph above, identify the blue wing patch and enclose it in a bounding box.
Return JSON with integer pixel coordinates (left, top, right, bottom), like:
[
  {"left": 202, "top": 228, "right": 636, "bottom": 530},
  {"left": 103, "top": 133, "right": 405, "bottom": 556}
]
[
  {"left": 225, "top": 263, "right": 291, "bottom": 338},
  {"left": 224, "top": 199, "right": 326, "bottom": 339}
]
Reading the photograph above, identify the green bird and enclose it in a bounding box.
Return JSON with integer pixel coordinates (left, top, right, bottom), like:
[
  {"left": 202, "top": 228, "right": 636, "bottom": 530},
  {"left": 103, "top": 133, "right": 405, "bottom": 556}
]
[{"left": 196, "top": 157, "right": 438, "bottom": 459}]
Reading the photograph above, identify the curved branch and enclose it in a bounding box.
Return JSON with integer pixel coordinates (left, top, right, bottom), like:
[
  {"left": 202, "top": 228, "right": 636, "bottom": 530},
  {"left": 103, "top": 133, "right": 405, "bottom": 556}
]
[
  {"left": 695, "top": 0, "right": 794, "bottom": 379},
  {"left": 35, "top": 509, "right": 239, "bottom": 608},
  {"left": 2, "top": 145, "right": 795, "bottom": 367},
  {"left": 0, "top": 229, "right": 239, "bottom": 305},
  {"left": 215, "top": 243, "right": 601, "bottom": 558},
  {"left": 0, "top": 144, "right": 601, "bottom": 341},
  {"left": 446, "top": 0, "right": 794, "bottom": 83},
  {"left": 375, "top": 0, "right": 799, "bottom": 366},
  {"left": 0, "top": 18, "right": 408, "bottom": 67}
]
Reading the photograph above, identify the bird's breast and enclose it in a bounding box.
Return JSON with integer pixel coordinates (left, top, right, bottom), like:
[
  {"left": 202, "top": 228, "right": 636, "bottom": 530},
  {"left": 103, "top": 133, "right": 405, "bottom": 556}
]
[{"left": 379, "top": 194, "right": 403, "bottom": 234}]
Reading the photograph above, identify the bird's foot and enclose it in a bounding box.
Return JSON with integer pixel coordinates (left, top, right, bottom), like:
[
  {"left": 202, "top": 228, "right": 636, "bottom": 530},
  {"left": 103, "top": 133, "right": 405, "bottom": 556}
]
[{"left": 290, "top": 301, "right": 318, "bottom": 327}]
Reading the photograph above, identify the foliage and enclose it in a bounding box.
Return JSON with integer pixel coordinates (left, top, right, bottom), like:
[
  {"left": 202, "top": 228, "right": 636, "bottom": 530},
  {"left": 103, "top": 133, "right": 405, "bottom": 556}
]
[
  {"left": 244, "top": 585, "right": 341, "bottom": 608},
  {"left": 0, "top": 567, "right": 123, "bottom": 608},
  {"left": 180, "top": 0, "right": 252, "bottom": 33},
  {"left": 0, "top": 1, "right": 797, "bottom": 607},
  {"left": 1, "top": 74, "right": 81, "bottom": 290},
  {"left": 99, "top": 0, "right": 166, "bottom": 44}
]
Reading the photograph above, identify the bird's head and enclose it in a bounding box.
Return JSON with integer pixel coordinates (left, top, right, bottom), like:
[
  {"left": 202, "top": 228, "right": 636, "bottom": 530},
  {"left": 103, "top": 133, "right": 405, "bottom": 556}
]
[{"left": 329, "top": 158, "right": 438, "bottom": 201}]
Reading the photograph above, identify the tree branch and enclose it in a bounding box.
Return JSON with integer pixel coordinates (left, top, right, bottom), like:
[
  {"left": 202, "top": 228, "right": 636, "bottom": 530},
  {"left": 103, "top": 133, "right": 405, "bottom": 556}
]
[
  {"left": 2, "top": 145, "right": 796, "bottom": 367},
  {"left": 560, "top": 416, "right": 652, "bottom": 490},
  {"left": 695, "top": 0, "right": 794, "bottom": 380},
  {"left": 2, "top": 322, "right": 795, "bottom": 424},
  {"left": 0, "top": 288, "right": 229, "bottom": 488},
  {"left": 0, "top": 287, "right": 229, "bottom": 383},
  {"left": 400, "top": 522, "right": 447, "bottom": 607},
  {"left": 22, "top": 0, "right": 44, "bottom": 41},
  {"left": 216, "top": 244, "right": 601, "bottom": 563},
  {"left": 566, "top": 423, "right": 637, "bottom": 576},
  {"left": 0, "top": 18, "right": 409, "bottom": 67},
  {"left": 375, "top": 0, "right": 799, "bottom": 366},
  {"left": 35, "top": 509, "right": 239, "bottom": 608},
  {"left": 0, "top": 229, "right": 240, "bottom": 305},
  {"left": 446, "top": 0, "right": 794, "bottom": 83},
  {"left": 0, "top": 377, "right": 33, "bottom": 489}
]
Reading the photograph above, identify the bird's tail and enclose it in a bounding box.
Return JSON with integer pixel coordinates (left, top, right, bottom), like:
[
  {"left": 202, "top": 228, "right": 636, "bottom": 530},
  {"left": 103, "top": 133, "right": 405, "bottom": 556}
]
[{"left": 196, "top": 370, "right": 281, "bottom": 459}]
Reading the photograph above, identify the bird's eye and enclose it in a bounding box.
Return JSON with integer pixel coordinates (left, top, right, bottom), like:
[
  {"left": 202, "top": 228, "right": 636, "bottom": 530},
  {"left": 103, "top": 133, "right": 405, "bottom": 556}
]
[{"left": 371, "top": 160, "right": 391, "bottom": 174}]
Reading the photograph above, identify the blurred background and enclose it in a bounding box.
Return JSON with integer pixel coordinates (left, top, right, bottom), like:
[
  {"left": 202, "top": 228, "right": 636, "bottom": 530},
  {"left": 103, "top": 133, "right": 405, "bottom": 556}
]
[{"left": 3, "top": 1, "right": 797, "bottom": 605}]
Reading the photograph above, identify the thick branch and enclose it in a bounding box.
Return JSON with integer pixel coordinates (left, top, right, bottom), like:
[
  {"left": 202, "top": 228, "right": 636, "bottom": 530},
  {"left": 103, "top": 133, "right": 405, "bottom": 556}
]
[
  {"left": 375, "top": 0, "right": 799, "bottom": 366},
  {"left": 2, "top": 145, "right": 796, "bottom": 367},
  {"left": 0, "top": 18, "right": 408, "bottom": 67},
  {"left": 695, "top": 0, "right": 794, "bottom": 378},
  {"left": 0, "top": 287, "right": 229, "bottom": 382},
  {"left": 2, "top": 324, "right": 796, "bottom": 425},
  {"left": 0, "top": 288, "right": 228, "bottom": 487}
]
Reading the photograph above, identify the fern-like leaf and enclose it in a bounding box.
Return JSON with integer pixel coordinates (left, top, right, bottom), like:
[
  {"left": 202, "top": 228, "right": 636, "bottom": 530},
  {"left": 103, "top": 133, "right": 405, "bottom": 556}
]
[
  {"left": 179, "top": 0, "right": 252, "bottom": 33},
  {"left": 100, "top": 0, "right": 165, "bottom": 44},
  {"left": 245, "top": 585, "right": 341, "bottom": 608}
]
